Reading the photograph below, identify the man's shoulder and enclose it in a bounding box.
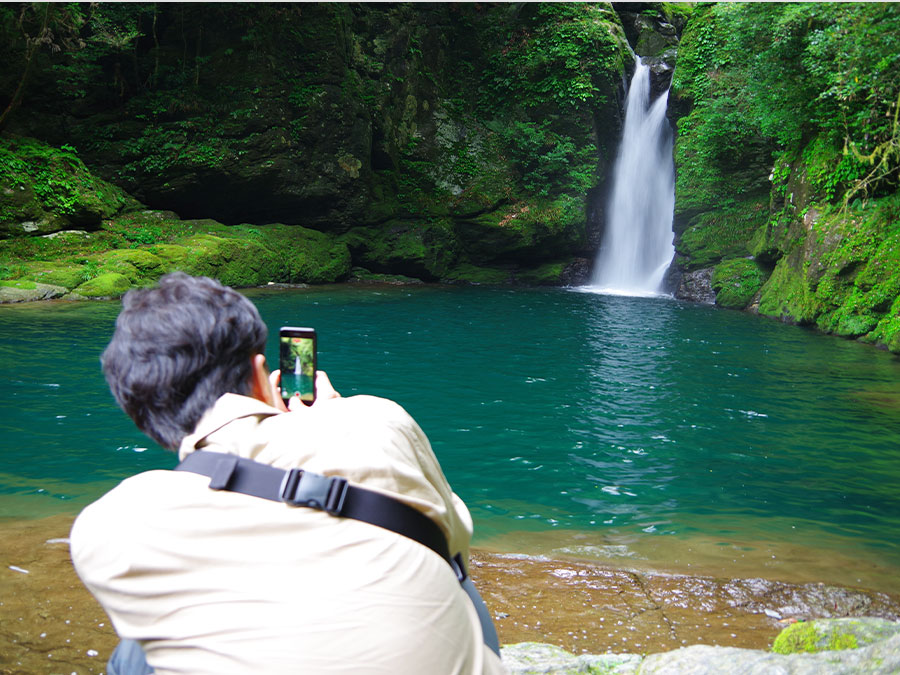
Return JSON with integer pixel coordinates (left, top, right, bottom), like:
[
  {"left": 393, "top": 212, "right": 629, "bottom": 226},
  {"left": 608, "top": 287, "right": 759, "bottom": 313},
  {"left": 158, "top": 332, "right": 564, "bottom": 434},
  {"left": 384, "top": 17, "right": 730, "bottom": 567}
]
[
  {"left": 308, "top": 394, "right": 418, "bottom": 432},
  {"left": 70, "top": 471, "right": 200, "bottom": 557}
]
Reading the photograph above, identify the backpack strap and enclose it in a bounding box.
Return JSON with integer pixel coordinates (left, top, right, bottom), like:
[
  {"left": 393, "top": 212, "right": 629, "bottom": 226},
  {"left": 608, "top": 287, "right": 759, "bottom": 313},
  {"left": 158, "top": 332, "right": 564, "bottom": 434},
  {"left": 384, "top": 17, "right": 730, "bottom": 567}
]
[
  {"left": 176, "top": 450, "right": 456, "bottom": 573},
  {"left": 175, "top": 450, "right": 500, "bottom": 656}
]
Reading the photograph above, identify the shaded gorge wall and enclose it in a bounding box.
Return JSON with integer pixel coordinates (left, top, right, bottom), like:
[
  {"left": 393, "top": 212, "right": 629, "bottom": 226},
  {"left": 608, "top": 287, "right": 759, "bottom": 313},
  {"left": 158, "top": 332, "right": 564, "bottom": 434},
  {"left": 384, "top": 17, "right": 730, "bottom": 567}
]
[{"left": 1, "top": 3, "right": 642, "bottom": 286}]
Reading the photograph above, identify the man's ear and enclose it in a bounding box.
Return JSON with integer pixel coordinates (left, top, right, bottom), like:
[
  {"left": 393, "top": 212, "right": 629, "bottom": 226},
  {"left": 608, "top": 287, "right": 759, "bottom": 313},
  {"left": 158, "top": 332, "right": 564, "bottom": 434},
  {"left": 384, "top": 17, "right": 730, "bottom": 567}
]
[{"left": 248, "top": 353, "right": 278, "bottom": 408}]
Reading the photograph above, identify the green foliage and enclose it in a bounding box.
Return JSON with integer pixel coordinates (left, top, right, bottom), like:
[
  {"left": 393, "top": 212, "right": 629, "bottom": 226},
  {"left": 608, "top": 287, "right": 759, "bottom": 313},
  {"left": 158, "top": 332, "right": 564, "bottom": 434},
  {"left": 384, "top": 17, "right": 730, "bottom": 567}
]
[
  {"left": 0, "top": 136, "right": 130, "bottom": 222},
  {"left": 482, "top": 3, "right": 625, "bottom": 112},
  {"left": 756, "top": 194, "right": 900, "bottom": 350},
  {"left": 674, "top": 3, "right": 900, "bottom": 212},
  {"left": 497, "top": 120, "right": 597, "bottom": 197}
]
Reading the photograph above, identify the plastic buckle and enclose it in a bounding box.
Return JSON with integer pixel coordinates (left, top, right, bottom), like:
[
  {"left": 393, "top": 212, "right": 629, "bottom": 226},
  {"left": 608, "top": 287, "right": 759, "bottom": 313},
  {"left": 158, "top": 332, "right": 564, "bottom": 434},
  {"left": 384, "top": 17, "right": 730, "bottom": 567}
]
[{"left": 279, "top": 469, "right": 348, "bottom": 515}]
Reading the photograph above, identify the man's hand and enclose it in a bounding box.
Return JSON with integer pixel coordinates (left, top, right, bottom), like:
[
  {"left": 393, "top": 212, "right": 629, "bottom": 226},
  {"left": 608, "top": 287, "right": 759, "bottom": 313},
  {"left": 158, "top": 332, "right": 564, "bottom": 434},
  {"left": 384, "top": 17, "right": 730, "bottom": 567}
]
[{"left": 272, "top": 370, "right": 340, "bottom": 412}]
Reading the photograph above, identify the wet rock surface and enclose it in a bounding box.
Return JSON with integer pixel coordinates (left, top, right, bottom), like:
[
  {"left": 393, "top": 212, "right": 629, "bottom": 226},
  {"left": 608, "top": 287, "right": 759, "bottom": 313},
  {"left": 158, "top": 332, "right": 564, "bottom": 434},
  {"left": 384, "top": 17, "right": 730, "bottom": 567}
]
[
  {"left": 469, "top": 552, "right": 900, "bottom": 657},
  {"left": 673, "top": 267, "right": 716, "bottom": 304},
  {"left": 3, "top": 516, "right": 899, "bottom": 674}
]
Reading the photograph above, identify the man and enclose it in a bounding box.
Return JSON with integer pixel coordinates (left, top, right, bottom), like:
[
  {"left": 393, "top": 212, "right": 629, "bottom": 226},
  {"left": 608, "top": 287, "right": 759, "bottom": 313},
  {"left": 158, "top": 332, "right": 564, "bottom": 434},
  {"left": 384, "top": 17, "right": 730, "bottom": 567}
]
[{"left": 70, "top": 273, "right": 505, "bottom": 674}]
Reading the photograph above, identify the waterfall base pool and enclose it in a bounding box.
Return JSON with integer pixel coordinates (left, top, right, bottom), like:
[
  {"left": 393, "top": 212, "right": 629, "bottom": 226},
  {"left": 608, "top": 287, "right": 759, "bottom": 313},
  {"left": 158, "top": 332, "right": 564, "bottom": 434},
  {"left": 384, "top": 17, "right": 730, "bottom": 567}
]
[{"left": 2, "top": 285, "right": 899, "bottom": 593}]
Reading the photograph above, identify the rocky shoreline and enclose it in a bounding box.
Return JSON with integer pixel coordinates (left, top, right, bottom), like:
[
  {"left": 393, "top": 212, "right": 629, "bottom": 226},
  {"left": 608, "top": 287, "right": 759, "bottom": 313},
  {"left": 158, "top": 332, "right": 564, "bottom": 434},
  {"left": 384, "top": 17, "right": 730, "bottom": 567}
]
[{"left": 2, "top": 514, "right": 899, "bottom": 674}]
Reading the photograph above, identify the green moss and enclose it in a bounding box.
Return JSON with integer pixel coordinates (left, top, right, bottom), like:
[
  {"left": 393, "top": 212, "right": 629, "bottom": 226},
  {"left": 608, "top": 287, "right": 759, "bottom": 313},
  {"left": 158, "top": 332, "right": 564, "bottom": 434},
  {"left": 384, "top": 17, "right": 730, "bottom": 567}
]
[
  {"left": 441, "top": 263, "right": 511, "bottom": 285},
  {"left": 72, "top": 272, "right": 133, "bottom": 298},
  {"left": 711, "top": 259, "right": 765, "bottom": 309},
  {"left": 147, "top": 244, "right": 191, "bottom": 270},
  {"left": 0, "top": 279, "right": 37, "bottom": 290},
  {"left": 256, "top": 224, "right": 351, "bottom": 283},
  {"left": 676, "top": 199, "right": 769, "bottom": 270},
  {"left": 92, "top": 249, "right": 165, "bottom": 284},
  {"left": 176, "top": 234, "right": 282, "bottom": 288},
  {"left": 459, "top": 195, "right": 584, "bottom": 265},
  {"left": 342, "top": 220, "right": 459, "bottom": 280},
  {"left": 517, "top": 262, "right": 567, "bottom": 286},
  {"left": 758, "top": 254, "right": 819, "bottom": 324},
  {"left": 14, "top": 261, "right": 85, "bottom": 290},
  {"left": 772, "top": 621, "right": 865, "bottom": 655},
  {"left": 0, "top": 136, "right": 136, "bottom": 228},
  {"left": 349, "top": 268, "right": 423, "bottom": 285}
]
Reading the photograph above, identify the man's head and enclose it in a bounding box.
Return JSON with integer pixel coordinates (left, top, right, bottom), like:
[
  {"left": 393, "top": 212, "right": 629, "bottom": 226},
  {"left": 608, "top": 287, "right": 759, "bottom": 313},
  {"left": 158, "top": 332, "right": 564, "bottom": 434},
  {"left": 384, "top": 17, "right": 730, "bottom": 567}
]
[{"left": 101, "top": 272, "right": 268, "bottom": 450}]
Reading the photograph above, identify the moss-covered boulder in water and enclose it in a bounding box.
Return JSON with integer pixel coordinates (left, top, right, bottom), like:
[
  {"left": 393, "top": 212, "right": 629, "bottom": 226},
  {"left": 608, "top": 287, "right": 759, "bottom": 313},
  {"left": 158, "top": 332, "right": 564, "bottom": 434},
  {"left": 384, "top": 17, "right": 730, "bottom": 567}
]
[
  {"left": 176, "top": 234, "right": 282, "bottom": 288},
  {"left": 72, "top": 272, "right": 132, "bottom": 298},
  {"left": 711, "top": 258, "right": 765, "bottom": 309},
  {"left": 257, "top": 224, "right": 351, "bottom": 284},
  {"left": 342, "top": 220, "right": 458, "bottom": 281}
]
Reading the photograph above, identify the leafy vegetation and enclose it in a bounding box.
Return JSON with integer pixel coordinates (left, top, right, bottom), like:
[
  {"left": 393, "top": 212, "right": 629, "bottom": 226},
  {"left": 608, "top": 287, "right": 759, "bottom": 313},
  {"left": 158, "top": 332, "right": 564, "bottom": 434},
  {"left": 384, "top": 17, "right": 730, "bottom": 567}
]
[{"left": 673, "top": 3, "right": 900, "bottom": 351}]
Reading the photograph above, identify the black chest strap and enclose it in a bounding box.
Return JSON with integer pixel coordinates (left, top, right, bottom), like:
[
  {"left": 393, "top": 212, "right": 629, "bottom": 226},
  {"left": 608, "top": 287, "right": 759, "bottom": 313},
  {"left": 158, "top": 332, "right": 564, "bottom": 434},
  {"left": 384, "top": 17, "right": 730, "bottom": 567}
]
[
  {"left": 175, "top": 450, "right": 460, "bottom": 578},
  {"left": 174, "top": 450, "right": 501, "bottom": 657}
]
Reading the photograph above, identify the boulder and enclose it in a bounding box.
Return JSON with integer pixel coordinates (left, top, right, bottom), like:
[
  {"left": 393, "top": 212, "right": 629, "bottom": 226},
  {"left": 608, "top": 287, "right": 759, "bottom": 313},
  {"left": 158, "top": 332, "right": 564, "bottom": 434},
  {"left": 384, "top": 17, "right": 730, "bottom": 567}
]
[
  {"left": 675, "top": 268, "right": 715, "bottom": 304},
  {"left": 503, "top": 619, "right": 900, "bottom": 674},
  {"left": 501, "top": 642, "right": 641, "bottom": 675},
  {"left": 71, "top": 272, "right": 132, "bottom": 298},
  {"left": 0, "top": 280, "right": 68, "bottom": 303}
]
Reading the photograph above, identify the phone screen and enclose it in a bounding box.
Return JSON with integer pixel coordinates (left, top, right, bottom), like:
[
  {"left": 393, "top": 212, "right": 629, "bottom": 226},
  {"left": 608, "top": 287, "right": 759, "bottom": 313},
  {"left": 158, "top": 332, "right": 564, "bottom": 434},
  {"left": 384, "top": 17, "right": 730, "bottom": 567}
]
[{"left": 279, "top": 327, "right": 316, "bottom": 405}]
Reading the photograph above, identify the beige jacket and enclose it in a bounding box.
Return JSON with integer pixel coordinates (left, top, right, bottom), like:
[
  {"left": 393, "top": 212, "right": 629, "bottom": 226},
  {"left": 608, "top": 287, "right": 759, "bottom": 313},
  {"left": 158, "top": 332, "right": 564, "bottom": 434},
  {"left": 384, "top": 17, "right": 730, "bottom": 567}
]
[{"left": 71, "top": 393, "right": 506, "bottom": 674}]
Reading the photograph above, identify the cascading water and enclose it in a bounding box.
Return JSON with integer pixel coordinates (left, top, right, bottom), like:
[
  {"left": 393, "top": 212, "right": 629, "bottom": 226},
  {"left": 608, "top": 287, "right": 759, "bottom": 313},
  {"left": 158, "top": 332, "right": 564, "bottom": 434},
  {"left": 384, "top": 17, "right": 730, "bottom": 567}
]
[{"left": 590, "top": 60, "right": 675, "bottom": 296}]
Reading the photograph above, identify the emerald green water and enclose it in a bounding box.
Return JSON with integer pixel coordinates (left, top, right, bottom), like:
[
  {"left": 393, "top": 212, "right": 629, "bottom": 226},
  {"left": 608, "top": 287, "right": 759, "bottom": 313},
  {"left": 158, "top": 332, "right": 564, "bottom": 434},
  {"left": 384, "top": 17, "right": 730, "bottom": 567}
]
[{"left": 2, "top": 285, "right": 899, "bottom": 591}]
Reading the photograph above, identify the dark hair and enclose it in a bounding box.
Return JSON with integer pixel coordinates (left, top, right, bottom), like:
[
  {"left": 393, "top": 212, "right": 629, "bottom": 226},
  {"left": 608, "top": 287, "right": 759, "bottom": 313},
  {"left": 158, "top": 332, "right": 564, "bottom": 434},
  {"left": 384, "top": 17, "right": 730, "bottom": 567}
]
[{"left": 101, "top": 272, "right": 268, "bottom": 450}]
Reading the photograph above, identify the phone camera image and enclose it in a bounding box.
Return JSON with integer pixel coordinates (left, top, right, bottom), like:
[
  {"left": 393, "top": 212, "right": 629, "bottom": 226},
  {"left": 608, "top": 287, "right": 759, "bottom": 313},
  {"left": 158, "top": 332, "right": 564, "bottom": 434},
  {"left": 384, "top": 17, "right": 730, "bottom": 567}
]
[{"left": 279, "top": 328, "right": 316, "bottom": 405}]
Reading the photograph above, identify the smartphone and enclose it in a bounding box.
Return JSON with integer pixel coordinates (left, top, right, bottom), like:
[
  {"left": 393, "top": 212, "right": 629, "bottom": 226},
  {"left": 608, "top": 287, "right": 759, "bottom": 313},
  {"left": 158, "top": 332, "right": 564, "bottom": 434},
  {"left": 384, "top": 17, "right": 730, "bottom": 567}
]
[{"left": 279, "top": 327, "right": 316, "bottom": 406}]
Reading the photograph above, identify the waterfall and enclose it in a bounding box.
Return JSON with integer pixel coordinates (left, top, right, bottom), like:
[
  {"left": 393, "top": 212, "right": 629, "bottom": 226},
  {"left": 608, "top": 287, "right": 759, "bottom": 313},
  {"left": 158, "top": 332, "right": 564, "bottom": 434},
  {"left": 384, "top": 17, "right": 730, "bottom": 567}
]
[
  {"left": 590, "top": 60, "right": 675, "bottom": 296},
  {"left": 294, "top": 355, "right": 302, "bottom": 374}
]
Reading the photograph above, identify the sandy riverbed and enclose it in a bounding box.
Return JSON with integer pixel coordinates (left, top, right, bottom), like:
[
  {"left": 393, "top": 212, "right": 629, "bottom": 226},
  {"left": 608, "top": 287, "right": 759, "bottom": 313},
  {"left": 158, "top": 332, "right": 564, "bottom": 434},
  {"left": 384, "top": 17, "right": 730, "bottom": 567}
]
[{"left": 3, "top": 515, "right": 899, "bottom": 674}]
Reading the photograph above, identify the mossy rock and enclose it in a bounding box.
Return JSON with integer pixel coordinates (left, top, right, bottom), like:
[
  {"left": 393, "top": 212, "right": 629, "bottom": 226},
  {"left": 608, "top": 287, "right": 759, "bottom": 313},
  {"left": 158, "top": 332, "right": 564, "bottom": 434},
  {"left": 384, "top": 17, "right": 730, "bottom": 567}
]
[
  {"left": 0, "top": 280, "right": 68, "bottom": 303},
  {"left": 711, "top": 258, "right": 765, "bottom": 309},
  {"left": 441, "top": 263, "right": 512, "bottom": 285},
  {"left": 147, "top": 244, "right": 191, "bottom": 269},
  {"left": 867, "top": 297, "right": 900, "bottom": 353},
  {"left": 772, "top": 618, "right": 900, "bottom": 655},
  {"left": 0, "top": 136, "right": 138, "bottom": 232},
  {"left": 348, "top": 267, "right": 424, "bottom": 285},
  {"left": 17, "top": 261, "right": 87, "bottom": 290},
  {"left": 176, "top": 233, "right": 282, "bottom": 287},
  {"left": 101, "top": 211, "right": 190, "bottom": 245},
  {"left": 93, "top": 249, "right": 165, "bottom": 284},
  {"left": 72, "top": 272, "right": 133, "bottom": 298},
  {"left": 457, "top": 196, "right": 584, "bottom": 265},
  {"left": 342, "top": 220, "right": 458, "bottom": 280},
  {"left": 675, "top": 199, "right": 768, "bottom": 270},
  {"left": 259, "top": 224, "right": 352, "bottom": 283},
  {"left": 0, "top": 279, "right": 37, "bottom": 290},
  {"left": 516, "top": 261, "right": 568, "bottom": 286},
  {"left": 757, "top": 252, "right": 820, "bottom": 324}
]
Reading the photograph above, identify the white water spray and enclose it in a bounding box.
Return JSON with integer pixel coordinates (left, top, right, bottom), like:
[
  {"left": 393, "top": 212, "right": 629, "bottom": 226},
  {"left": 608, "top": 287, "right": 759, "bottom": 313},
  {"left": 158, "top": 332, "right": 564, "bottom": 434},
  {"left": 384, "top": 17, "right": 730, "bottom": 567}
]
[{"left": 589, "top": 60, "right": 675, "bottom": 296}]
